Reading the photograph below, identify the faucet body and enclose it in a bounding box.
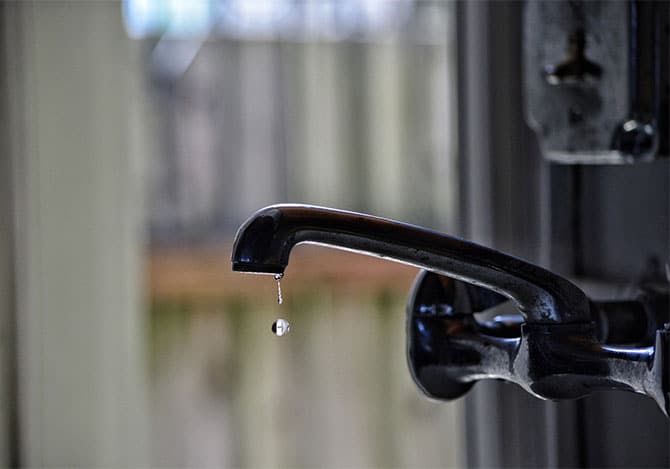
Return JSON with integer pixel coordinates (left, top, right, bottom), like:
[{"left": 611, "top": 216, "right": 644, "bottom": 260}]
[
  {"left": 232, "top": 205, "right": 589, "bottom": 324},
  {"left": 232, "top": 204, "right": 670, "bottom": 416}
]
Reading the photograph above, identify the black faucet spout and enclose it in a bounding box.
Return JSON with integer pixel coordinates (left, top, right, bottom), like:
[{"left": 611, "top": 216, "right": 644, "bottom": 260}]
[{"left": 232, "top": 204, "right": 590, "bottom": 325}]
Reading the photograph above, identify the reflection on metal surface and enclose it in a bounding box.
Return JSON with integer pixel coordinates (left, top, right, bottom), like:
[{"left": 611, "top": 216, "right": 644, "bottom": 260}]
[
  {"left": 232, "top": 204, "right": 670, "bottom": 416},
  {"left": 231, "top": 204, "right": 590, "bottom": 324},
  {"left": 407, "top": 271, "right": 669, "bottom": 416}
]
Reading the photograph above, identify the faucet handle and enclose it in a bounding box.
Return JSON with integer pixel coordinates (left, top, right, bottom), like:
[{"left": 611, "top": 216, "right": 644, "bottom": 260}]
[
  {"left": 231, "top": 204, "right": 668, "bottom": 415},
  {"left": 407, "top": 270, "right": 670, "bottom": 416},
  {"left": 407, "top": 270, "right": 519, "bottom": 400}
]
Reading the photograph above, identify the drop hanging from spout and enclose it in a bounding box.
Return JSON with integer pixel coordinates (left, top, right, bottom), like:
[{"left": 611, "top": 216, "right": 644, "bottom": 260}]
[
  {"left": 274, "top": 273, "right": 283, "bottom": 305},
  {"left": 232, "top": 204, "right": 670, "bottom": 416},
  {"left": 231, "top": 204, "right": 591, "bottom": 325}
]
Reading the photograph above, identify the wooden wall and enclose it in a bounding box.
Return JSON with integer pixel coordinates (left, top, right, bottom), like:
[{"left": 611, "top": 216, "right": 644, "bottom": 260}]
[
  {"left": 145, "top": 5, "right": 458, "bottom": 240},
  {"left": 149, "top": 246, "right": 465, "bottom": 467}
]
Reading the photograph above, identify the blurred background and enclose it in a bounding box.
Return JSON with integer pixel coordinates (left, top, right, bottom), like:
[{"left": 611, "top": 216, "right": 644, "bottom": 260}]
[
  {"left": 137, "top": 1, "right": 463, "bottom": 467},
  {"left": 2, "top": 1, "right": 668, "bottom": 468},
  {"left": 0, "top": 1, "right": 463, "bottom": 467}
]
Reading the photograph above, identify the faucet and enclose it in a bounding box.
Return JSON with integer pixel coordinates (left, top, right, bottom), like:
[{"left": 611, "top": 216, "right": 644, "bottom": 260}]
[{"left": 232, "top": 204, "right": 670, "bottom": 416}]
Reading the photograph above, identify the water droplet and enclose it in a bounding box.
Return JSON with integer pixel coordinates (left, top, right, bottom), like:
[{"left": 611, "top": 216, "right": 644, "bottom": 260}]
[
  {"left": 274, "top": 273, "right": 283, "bottom": 305},
  {"left": 272, "top": 318, "right": 290, "bottom": 336}
]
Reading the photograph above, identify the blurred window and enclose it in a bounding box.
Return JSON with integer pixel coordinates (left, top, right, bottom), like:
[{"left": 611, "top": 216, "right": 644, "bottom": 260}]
[
  {"left": 131, "top": 1, "right": 464, "bottom": 467},
  {"left": 123, "top": 0, "right": 417, "bottom": 40},
  {"left": 127, "top": 0, "right": 457, "bottom": 243}
]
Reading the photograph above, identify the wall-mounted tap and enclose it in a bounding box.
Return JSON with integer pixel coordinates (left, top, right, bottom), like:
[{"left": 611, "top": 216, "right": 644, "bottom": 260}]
[
  {"left": 232, "top": 204, "right": 670, "bottom": 416},
  {"left": 525, "top": 0, "right": 669, "bottom": 163}
]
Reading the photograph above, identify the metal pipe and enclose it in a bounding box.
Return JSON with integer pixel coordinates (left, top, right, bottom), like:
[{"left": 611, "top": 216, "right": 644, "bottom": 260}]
[{"left": 232, "top": 204, "right": 591, "bottom": 324}]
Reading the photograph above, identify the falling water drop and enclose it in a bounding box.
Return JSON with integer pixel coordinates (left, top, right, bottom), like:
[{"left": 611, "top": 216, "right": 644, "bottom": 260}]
[
  {"left": 274, "top": 273, "right": 283, "bottom": 305},
  {"left": 272, "top": 318, "right": 290, "bottom": 337},
  {"left": 272, "top": 274, "right": 288, "bottom": 336}
]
